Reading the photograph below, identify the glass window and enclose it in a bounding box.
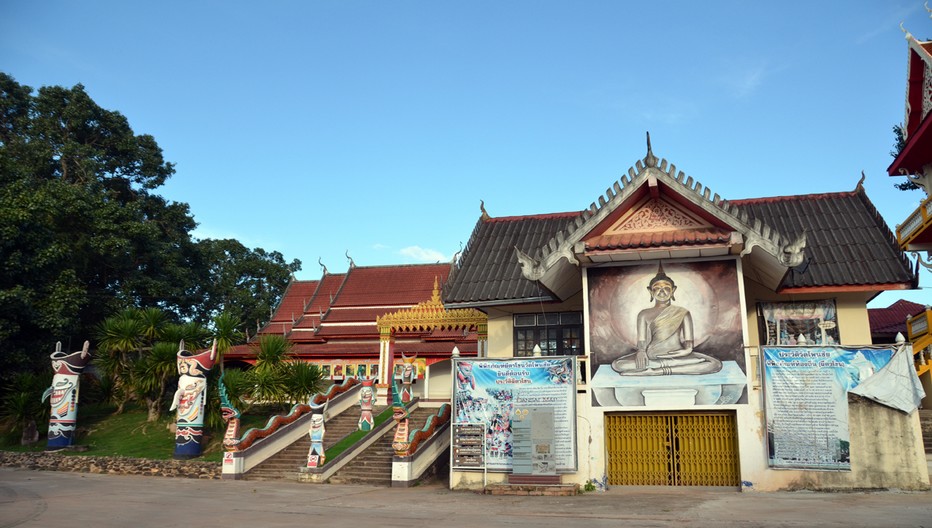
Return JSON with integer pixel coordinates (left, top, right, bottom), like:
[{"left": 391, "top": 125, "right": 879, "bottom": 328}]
[
  {"left": 512, "top": 312, "right": 584, "bottom": 356},
  {"left": 514, "top": 314, "right": 537, "bottom": 327}
]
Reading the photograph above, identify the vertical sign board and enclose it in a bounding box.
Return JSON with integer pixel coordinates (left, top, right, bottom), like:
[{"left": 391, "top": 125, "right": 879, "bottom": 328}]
[
  {"left": 763, "top": 346, "right": 895, "bottom": 470},
  {"left": 452, "top": 357, "right": 576, "bottom": 472},
  {"left": 452, "top": 423, "right": 486, "bottom": 469},
  {"left": 511, "top": 407, "right": 556, "bottom": 475}
]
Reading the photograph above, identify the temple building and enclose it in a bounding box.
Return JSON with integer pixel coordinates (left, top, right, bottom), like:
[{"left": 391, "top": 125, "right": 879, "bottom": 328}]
[
  {"left": 888, "top": 23, "right": 932, "bottom": 403},
  {"left": 442, "top": 139, "right": 927, "bottom": 491},
  {"left": 226, "top": 262, "right": 485, "bottom": 402}
]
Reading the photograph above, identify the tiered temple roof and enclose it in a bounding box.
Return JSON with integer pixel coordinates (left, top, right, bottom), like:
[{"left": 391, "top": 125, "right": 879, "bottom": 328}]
[{"left": 227, "top": 263, "right": 478, "bottom": 365}]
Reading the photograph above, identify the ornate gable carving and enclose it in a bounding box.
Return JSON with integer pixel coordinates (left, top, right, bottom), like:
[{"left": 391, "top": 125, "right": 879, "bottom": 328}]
[{"left": 607, "top": 198, "right": 709, "bottom": 234}]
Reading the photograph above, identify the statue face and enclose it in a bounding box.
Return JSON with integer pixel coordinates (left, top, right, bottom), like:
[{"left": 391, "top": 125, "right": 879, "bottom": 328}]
[{"left": 650, "top": 279, "right": 675, "bottom": 302}]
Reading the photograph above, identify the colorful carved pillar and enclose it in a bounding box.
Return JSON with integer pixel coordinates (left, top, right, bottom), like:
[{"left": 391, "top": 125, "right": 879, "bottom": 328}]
[
  {"left": 376, "top": 326, "right": 394, "bottom": 405},
  {"left": 218, "top": 371, "right": 242, "bottom": 451},
  {"left": 358, "top": 378, "right": 375, "bottom": 431},
  {"left": 170, "top": 340, "right": 216, "bottom": 459},
  {"left": 43, "top": 341, "right": 91, "bottom": 450},
  {"left": 391, "top": 382, "right": 410, "bottom": 456},
  {"left": 306, "top": 401, "right": 326, "bottom": 467},
  {"left": 400, "top": 352, "right": 417, "bottom": 403}
]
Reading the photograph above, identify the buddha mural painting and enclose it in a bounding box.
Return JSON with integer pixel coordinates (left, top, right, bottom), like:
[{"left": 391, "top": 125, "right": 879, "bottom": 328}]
[
  {"left": 588, "top": 260, "right": 745, "bottom": 396},
  {"left": 610, "top": 262, "right": 723, "bottom": 376}
]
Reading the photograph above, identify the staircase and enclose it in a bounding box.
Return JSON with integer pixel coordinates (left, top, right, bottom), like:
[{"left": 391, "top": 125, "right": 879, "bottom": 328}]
[
  {"left": 920, "top": 409, "right": 932, "bottom": 454},
  {"left": 243, "top": 406, "right": 386, "bottom": 481},
  {"left": 327, "top": 407, "right": 437, "bottom": 486}
]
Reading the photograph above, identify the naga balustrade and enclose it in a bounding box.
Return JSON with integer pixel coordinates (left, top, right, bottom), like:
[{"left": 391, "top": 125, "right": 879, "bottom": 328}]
[
  {"left": 402, "top": 403, "right": 451, "bottom": 456},
  {"left": 221, "top": 378, "right": 361, "bottom": 479},
  {"left": 224, "top": 378, "right": 359, "bottom": 452}
]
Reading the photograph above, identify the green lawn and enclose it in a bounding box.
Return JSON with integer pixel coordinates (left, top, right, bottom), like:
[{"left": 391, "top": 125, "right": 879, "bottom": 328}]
[
  {"left": 0, "top": 404, "right": 266, "bottom": 462},
  {"left": 2, "top": 403, "right": 384, "bottom": 464}
]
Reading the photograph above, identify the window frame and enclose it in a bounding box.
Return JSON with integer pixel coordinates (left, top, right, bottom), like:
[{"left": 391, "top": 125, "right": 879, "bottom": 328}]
[{"left": 513, "top": 311, "right": 585, "bottom": 357}]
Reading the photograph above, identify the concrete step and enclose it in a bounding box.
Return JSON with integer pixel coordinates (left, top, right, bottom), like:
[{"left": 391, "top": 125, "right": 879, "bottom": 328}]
[
  {"left": 324, "top": 407, "right": 439, "bottom": 486},
  {"left": 244, "top": 406, "right": 444, "bottom": 484},
  {"left": 243, "top": 406, "right": 385, "bottom": 481}
]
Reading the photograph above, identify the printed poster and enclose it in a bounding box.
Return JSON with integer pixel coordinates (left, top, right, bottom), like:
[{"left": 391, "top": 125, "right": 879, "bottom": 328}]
[
  {"left": 452, "top": 357, "right": 577, "bottom": 472},
  {"left": 763, "top": 346, "right": 895, "bottom": 470},
  {"left": 759, "top": 300, "right": 839, "bottom": 346}
]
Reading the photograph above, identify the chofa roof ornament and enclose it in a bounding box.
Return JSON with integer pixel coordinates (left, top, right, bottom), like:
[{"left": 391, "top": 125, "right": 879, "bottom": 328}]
[{"left": 645, "top": 131, "right": 658, "bottom": 168}]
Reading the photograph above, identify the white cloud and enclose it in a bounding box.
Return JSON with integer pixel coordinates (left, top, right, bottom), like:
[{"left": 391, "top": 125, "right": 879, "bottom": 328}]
[
  {"left": 718, "top": 59, "right": 791, "bottom": 99},
  {"left": 729, "top": 64, "right": 766, "bottom": 98},
  {"left": 398, "top": 246, "right": 449, "bottom": 263}
]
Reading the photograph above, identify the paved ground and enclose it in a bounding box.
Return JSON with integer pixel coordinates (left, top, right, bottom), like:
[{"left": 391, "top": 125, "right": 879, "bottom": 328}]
[{"left": 1, "top": 468, "right": 931, "bottom": 528}]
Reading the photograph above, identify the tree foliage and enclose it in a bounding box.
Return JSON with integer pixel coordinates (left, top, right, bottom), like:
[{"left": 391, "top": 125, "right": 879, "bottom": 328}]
[
  {"left": 0, "top": 72, "right": 300, "bottom": 373},
  {"left": 891, "top": 123, "right": 920, "bottom": 191}
]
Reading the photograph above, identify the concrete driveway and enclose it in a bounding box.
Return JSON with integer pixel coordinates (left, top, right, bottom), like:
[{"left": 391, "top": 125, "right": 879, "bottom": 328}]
[{"left": 2, "top": 468, "right": 931, "bottom": 528}]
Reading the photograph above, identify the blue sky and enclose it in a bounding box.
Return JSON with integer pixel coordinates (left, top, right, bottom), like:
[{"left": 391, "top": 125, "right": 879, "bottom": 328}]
[{"left": 2, "top": 1, "right": 931, "bottom": 308}]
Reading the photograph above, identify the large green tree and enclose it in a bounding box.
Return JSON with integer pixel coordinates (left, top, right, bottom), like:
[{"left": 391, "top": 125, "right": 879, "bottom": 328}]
[
  {"left": 195, "top": 238, "right": 300, "bottom": 328},
  {"left": 0, "top": 73, "right": 299, "bottom": 373}
]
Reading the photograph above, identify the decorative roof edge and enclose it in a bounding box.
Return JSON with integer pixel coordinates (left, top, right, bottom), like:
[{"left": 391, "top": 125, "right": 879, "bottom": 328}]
[
  {"left": 517, "top": 143, "right": 806, "bottom": 280},
  {"left": 378, "top": 277, "right": 487, "bottom": 332},
  {"left": 851, "top": 181, "right": 919, "bottom": 288},
  {"left": 443, "top": 214, "right": 487, "bottom": 300}
]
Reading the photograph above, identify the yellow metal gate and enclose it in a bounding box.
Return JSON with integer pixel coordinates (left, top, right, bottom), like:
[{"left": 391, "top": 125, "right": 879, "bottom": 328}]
[{"left": 605, "top": 412, "right": 739, "bottom": 486}]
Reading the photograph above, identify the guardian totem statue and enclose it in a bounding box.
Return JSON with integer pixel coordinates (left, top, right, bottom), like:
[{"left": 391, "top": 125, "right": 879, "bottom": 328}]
[
  {"left": 170, "top": 340, "right": 216, "bottom": 459},
  {"left": 43, "top": 341, "right": 91, "bottom": 450}
]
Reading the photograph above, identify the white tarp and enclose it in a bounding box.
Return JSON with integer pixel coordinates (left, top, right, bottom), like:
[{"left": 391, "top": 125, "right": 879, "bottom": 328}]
[{"left": 849, "top": 344, "right": 925, "bottom": 414}]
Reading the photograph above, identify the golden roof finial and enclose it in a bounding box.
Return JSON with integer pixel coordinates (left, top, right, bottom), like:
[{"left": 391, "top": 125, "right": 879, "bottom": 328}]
[{"left": 431, "top": 276, "right": 441, "bottom": 303}]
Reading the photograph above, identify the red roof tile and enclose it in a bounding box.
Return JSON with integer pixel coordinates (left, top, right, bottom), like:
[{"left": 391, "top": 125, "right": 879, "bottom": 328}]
[
  {"left": 256, "top": 280, "right": 318, "bottom": 335},
  {"left": 314, "top": 323, "right": 377, "bottom": 338},
  {"left": 586, "top": 228, "right": 733, "bottom": 251},
  {"left": 486, "top": 211, "right": 583, "bottom": 224},
  {"left": 331, "top": 264, "right": 451, "bottom": 307},
  {"left": 292, "top": 273, "right": 346, "bottom": 329},
  {"left": 868, "top": 299, "right": 926, "bottom": 334},
  {"left": 322, "top": 307, "right": 398, "bottom": 323}
]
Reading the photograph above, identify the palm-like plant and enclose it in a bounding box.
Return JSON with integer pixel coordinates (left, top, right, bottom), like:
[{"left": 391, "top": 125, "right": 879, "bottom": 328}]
[
  {"left": 211, "top": 312, "right": 243, "bottom": 374},
  {"left": 248, "top": 367, "right": 287, "bottom": 408},
  {"left": 132, "top": 341, "right": 179, "bottom": 422},
  {"left": 217, "top": 368, "right": 251, "bottom": 413},
  {"left": 0, "top": 371, "right": 51, "bottom": 445},
  {"left": 137, "top": 307, "right": 169, "bottom": 343},
  {"left": 282, "top": 361, "right": 324, "bottom": 404},
  {"left": 162, "top": 321, "right": 211, "bottom": 350},
  {"left": 96, "top": 312, "right": 147, "bottom": 413},
  {"left": 253, "top": 334, "right": 291, "bottom": 374}
]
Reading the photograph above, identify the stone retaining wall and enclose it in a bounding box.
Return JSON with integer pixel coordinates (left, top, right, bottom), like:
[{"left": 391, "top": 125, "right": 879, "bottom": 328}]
[{"left": 0, "top": 451, "right": 221, "bottom": 479}]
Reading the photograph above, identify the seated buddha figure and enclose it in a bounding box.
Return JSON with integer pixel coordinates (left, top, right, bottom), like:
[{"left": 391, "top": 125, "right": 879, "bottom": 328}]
[{"left": 611, "top": 263, "right": 722, "bottom": 376}]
